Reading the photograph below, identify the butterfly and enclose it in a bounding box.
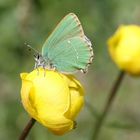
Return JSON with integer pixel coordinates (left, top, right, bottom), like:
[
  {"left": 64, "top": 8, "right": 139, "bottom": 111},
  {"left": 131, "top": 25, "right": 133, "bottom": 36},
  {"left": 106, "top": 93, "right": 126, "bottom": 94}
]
[{"left": 33, "top": 13, "right": 94, "bottom": 74}]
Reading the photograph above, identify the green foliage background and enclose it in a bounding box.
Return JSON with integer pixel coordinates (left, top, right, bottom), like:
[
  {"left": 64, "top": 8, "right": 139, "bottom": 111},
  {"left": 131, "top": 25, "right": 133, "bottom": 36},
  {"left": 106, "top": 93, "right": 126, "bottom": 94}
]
[{"left": 0, "top": 0, "right": 140, "bottom": 139}]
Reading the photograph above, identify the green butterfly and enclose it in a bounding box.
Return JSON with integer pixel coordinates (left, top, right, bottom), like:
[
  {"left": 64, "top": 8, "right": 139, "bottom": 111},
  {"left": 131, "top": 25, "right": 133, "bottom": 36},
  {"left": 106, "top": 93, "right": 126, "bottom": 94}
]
[{"left": 34, "top": 13, "right": 93, "bottom": 73}]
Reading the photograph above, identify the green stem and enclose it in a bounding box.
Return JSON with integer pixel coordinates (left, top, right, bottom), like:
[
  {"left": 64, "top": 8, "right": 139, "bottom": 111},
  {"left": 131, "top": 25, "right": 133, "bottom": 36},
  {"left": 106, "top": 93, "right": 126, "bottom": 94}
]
[
  {"left": 19, "top": 118, "right": 36, "bottom": 140},
  {"left": 92, "top": 71, "right": 125, "bottom": 140}
]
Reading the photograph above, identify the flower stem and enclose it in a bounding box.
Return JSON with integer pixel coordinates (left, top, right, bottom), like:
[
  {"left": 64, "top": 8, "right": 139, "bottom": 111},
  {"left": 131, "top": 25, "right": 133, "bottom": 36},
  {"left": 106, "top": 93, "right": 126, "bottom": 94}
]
[
  {"left": 19, "top": 118, "right": 36, "bottom": 140},
  {"left": 92, "top": 71, "right": 125, "bottom": 140}
]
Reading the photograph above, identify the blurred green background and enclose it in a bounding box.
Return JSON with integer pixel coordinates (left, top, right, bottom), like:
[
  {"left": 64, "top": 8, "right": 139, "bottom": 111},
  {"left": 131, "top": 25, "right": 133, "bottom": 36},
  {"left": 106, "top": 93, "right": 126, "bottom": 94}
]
[{"left": 0, "top": 0, "right": 140, "bottom": 139}]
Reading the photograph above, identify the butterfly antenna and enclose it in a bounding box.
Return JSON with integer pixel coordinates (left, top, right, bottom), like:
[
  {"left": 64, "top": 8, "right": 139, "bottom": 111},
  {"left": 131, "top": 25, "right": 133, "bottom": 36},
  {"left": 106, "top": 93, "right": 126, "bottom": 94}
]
[{"left": 24, "top": 42, "right": 39, "bottom": 54}]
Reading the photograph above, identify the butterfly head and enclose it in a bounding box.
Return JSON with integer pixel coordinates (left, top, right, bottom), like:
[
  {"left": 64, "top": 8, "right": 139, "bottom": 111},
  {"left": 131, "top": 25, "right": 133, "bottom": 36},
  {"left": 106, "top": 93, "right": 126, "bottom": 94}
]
[
  {"left": 34, "top": 53, "right": 41, "bottom": 62},
  {"left": 34, "top": 53, "right": 46, "bottom": 69},
  {"left": 24, "top": 43, "right": 46, "bottom": 69}
]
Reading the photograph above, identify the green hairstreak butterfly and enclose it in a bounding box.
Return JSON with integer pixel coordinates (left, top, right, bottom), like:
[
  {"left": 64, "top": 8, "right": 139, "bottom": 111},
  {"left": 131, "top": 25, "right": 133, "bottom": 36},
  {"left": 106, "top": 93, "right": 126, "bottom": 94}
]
[{"left": 34, "top": 13, "right": 94, "bottom": 73}]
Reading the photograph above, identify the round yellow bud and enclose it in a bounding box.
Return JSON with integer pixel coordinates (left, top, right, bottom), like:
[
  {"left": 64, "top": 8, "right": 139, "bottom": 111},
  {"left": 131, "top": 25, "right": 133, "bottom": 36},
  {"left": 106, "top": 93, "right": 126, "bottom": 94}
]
[
  {"left": 20, "top": 68, "right": 84, "bottom": 135},
  {"left": 108, "top": 25, "right": 140, "bottom": 75}
]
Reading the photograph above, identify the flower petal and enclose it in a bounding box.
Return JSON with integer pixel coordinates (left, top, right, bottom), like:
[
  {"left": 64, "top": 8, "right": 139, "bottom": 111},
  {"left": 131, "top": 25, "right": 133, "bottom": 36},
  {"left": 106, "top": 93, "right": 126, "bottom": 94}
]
[
  {"left": 62, "top": 75, "right": 84, "bottom": 119},
  {"left": 108, "top": 25, "right": 140, "bottom": 75}
]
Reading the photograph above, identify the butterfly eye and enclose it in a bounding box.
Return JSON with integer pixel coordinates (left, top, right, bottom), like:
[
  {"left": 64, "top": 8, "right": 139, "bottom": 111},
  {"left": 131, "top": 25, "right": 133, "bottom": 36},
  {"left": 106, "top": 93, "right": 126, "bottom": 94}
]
[{"left": 37, "top": 54, "right": 40, "bottom": 59}]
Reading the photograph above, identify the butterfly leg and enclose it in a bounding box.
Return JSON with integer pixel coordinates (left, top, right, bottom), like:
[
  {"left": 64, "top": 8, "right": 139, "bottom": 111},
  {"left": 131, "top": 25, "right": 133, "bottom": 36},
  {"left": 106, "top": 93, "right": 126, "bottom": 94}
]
[
  {"left": 43, "top": 63, "right": 46, "bottom": 77},
  {"left": 36, "top": 67, "right": 39, "bottom": 75},
  {"left": 34, "top": 62, "right": 37, "bottom": 69},
  {"left": 52, "top": 65, "right": 56, "bottom": 71},
  {"left": 34, "top": 62, "right": 39, "bottom": 75}
]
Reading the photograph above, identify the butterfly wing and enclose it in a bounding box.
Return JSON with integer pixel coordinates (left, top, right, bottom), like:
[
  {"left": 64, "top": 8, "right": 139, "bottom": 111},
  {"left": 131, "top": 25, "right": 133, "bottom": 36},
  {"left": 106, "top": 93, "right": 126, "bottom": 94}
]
[
  {"left": 42, "top": 13, "right": 93, "bottom": 73},
  {"left": 48, "top": 36, "right": 93, "bottom": 73}
]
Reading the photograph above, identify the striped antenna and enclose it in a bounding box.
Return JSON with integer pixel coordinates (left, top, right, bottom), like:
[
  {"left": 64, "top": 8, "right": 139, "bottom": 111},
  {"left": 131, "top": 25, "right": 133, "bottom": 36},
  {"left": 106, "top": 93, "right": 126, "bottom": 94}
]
[{"left": 24, "top": 42, "right": 39, "bottom": 54}]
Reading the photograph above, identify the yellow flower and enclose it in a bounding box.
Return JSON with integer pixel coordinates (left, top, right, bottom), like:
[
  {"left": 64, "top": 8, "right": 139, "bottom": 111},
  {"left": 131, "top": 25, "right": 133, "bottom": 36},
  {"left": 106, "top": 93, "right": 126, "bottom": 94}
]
[
  {"left": 108, "top": 25, "right": 140, "bottom": 75},
  {"left": 20, "top": 68, "right": 84, "bottom": 135}
]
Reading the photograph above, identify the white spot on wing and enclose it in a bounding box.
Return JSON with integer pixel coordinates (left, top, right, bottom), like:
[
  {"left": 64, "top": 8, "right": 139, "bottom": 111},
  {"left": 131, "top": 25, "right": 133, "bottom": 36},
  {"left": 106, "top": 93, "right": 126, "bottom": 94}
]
[
  {"left": 71, "top": 43, "right": 79, "bottom": 60},
  {"left": 73, "top": 47, "right": 79, "bottom": 60}
]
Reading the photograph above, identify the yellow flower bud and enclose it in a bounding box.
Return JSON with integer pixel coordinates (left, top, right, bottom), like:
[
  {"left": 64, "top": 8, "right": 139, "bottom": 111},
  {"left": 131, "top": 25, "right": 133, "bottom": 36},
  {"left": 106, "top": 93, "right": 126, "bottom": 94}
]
[
  {"left": 108, "top": 25, "right": 140, "bottom": 75},
  {"left": 20, "top": 68, "right": 84, "bottom": 135}
]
